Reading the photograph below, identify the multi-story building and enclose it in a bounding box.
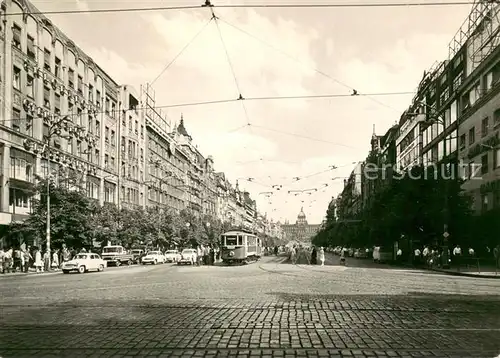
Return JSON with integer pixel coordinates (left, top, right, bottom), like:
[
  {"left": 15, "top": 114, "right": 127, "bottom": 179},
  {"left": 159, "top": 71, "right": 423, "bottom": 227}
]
[
  {"left": 362, "top": 125, "right": 399, "bottom": 208},
  {"left": 455, "top": 2, "right": 500, "bottom": 214},
  {"left": 0, "top": 0, "right": 262, "bottom": 242},
  {"left": 281, "top": 207, "right": 320, "bottom": 245},
  {"left": 0, "top": 0, "right": 141, "bottom": 231},
  {"left": 142, "top": 84, "right": 185, "bottom": 212}
]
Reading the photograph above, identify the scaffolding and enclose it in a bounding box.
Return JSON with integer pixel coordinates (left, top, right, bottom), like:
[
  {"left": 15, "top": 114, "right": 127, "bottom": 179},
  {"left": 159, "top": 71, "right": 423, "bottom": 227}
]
[
  {"left": 448, "top": 0, "right": 500, "bottom": 67},
  {"left": 141, "top": 83, "right": 173, "bottom": 136}
]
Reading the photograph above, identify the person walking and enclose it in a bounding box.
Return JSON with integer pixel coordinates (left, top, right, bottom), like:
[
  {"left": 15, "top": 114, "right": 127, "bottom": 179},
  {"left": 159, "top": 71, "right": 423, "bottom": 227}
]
[
  {"left": 319, "top": 247, "right": 325, "bottom": 266},
  {"left": 34, "top": 248, "right": 43, "bottom": 273},
  {"left": 311, "top": 246, "right": 317, "bottom": 265}
]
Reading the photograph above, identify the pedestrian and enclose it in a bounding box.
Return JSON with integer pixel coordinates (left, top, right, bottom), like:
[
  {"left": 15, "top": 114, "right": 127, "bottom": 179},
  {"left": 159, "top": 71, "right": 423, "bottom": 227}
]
[
  {"left": 453, "top": 245, "right": 462, "bottom": 270},
  {"left": 43, "top": 250, "right": 50, "bottom": 272},
  {"left": 51, "top": 250, "right": 59, "bottom": 271},
  {"left": 0, "top": 248, "right": 5, "bottom": 274},
  {"left": 397, "top": 248, "right": 402, "bottom": 263},
  {"left": 319, "top": 247, "right": 325, "bottom": 266},
  {"left": 23, "top": 249, "right": 31, "bottom": 273},
  {"left": 311, "top": 246, "right": 317, "bottom": 265},
  {"left": 35, "top": 248, "right": 42, "bottom": 273},
  {"left": 3, "top": 248, "right": 13, "bottom": 273}
]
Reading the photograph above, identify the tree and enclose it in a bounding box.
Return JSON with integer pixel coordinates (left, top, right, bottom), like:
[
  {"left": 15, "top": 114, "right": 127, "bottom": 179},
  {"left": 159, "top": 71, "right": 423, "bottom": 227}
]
[{"left": 17, "top": 179, "right": 95, "bottom": 250}]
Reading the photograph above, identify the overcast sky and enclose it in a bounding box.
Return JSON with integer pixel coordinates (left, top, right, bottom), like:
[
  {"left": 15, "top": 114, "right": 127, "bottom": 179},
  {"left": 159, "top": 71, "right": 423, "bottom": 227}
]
[{"left": 31, "top": 0, "right": 472, "bottom": 224}]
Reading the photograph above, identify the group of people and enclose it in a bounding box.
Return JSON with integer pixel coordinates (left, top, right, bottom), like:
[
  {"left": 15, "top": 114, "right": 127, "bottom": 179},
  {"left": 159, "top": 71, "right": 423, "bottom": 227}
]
[
  {"left": 194, "top": 245, "right": 220, "bottom": 266},
  {"left": 0, "top": 245, "right": 79, "bottom": 274},
  {"left": 288, "top": 245, "right": 326, "bottom": 265}
]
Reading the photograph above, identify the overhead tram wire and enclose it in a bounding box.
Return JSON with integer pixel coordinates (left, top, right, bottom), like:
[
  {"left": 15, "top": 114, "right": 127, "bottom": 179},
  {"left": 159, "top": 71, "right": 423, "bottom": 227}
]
[
  {"left": 3, "top": 1, "right": 475, "bottom": 16},
  {"left": 150, "top": 18, "right": 213, "bottom": 86},
  {"left": 0, "top": 91, "right": 414, "bottom": 124},
  {"left": 217, "top": 16, "right": 402, "bottom": 114},
  {"left": 203, "top": 1, "right": 252, "bottom": 130}
]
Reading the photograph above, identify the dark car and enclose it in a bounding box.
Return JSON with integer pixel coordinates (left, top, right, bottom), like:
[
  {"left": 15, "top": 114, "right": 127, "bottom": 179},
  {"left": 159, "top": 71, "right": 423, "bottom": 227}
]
[{"left": 130, "top": 249, "right": 145, "bottom": 264}]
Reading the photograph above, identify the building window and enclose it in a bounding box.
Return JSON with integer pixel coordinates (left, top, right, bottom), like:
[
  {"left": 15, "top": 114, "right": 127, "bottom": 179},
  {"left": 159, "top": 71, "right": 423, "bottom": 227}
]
[
  {"left": 10, "top": 156, "right": 32, "bottom": 182},
  {"left": 68, "top": 68, "right": 74, "bottom": 88},
  {"left": 12, "top": 108, "right": 21, "bottom": 132},
  {"left": 459, "top": 134, "right": 466, "bottom": 150},
  {"left": 468, "top": 127, "right": 475, "bottom": 145},
  {"left": 54, "top": 57, "right": 61, "bottom": 78},
  {"left": 27, "top": 75, "right": 35, "bottom": 98},
  {"left": 95, "top": 149, "right": 100, "bottom": 165},
  {"left": 96, "top": 90, "right": 101, "bottom": 108},
  {"left": 111, "top": 130, "right": 115, "bottom": 146},
  {"left": 104, "top": 154, "right": 109, "bottom": 168},
  {"left": 43, "top": 86, "right": 51, "bottom": 108},
  {"left": 12, "top": 24, "right": 21, "bottom": 48},
  {"left": 77, "top": 75, "right": 83, "bottom": 94},
  {"left": 494, "top": 109, "right": 500, "bottom": 128},
  {"left": 55, "top": 93, "right": 61, "bottom": 113},
  {"left": 481, "top": 117, "right": 488, "bottom": 137},
  {"left": 481, "top": 154, "right": 488, "bottom": 175},
  {"left": 494, "top": 148, "right": 500, "bottom": 169},
  {"left": 13, "top": 66, "right": 21, "bottom": 90},
  {"left": 95, "top": 120, "right": 100, "bottom": 137},
  {"left": 105, "top": 126, "right": 109, "bottom": 143},
  {"left": 27, "top": 35, "right": 35, "bottom": 59},
  {"left": 88, "top": 85, "right": 93, "bottom": 102},
  {"left": 43, "top": 49, "right": 51, "bottom": 71}
]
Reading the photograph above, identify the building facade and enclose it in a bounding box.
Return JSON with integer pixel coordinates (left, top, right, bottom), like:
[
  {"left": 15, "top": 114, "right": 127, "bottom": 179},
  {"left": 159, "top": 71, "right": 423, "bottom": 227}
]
[
  {"left": 281, "top": 207, "right": 320, "bottom": 245},
  {"left": 0, "top": 0, "right": 283, "bottom": 243}
]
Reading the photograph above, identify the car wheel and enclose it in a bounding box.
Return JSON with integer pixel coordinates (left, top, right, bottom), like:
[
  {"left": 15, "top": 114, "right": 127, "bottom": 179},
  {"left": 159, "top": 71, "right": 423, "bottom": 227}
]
[
  {"left": 154, "top": 260, "right": 157, "bottom": 265},
  {"left": 98, "top": 264, "right": 104, "bottom": 272},
  {"left": 78, "top": 266, "right": 86, "bottom": 274},
  {"left": 116, "top": 261, "right": 121, "bottom": 267},
  {"left": 127, "top": 260, "right": 132, "bottom": 266}
]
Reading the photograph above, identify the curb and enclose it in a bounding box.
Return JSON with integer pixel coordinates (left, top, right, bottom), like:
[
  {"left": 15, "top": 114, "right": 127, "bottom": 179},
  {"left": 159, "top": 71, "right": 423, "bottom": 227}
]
[
  {"left": 429, "top": 268, "right": 500, "bottom": 279},
  {"left": 0, "top": 271, "right": 61, "bottom": 278}
]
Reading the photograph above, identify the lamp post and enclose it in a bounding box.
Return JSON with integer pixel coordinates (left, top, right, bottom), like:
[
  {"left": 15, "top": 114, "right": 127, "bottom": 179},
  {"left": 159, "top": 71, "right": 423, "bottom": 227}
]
[
  {"left": 42, "top": 115, "right": 86, "bottom": 269},
  {"left": 412, "top": 102, "right": 454, "bottom": 267}
]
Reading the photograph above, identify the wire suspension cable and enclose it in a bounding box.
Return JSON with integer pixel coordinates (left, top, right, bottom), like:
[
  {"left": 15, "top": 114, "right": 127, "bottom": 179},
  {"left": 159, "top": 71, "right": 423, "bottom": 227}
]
[
  {"left": 209, "top": 6, "right": 252, "bottom": 128},
  {"left": 1, "top": 91, "right": 414, "bottom": 124},
  {"left": 218, "top": 17, "right": 402, "bottom": 113},
  {"left": 150, "top": 17, "right": 213, "bottom": 85},
  {"left": 4, "top": 2, "right": 475, "bottom": 16}
]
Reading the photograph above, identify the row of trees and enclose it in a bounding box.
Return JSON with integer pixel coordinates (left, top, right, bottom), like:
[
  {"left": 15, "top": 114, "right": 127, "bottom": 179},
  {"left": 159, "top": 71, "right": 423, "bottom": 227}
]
[
  {"left": 312, "top": 163, "right": 495, "bottom": 255},
  {"left": 5, "top": 179, "right": 234, "bottom": 251}
]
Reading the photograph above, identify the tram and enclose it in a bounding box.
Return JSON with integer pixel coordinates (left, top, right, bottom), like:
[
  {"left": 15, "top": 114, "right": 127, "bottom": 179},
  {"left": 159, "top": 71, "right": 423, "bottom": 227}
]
[{"left": 220, "top": 227, "right": 262, "bottom": 265}]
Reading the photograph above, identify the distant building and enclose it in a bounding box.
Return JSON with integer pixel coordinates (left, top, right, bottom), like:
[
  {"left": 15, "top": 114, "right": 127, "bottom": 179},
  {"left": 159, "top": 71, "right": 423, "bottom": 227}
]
[{"left": 281, "top": 207, "right": 321, "bottom": 245}]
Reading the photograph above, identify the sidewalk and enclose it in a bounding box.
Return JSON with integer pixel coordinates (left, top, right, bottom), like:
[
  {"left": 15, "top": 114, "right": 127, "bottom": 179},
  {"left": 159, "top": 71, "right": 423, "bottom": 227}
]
[
  {"left": 429, "top": 266, "right": 500, "bottom": 279},
  {"left": 0, "top": 268, "right": 61, "bottom": 278}
]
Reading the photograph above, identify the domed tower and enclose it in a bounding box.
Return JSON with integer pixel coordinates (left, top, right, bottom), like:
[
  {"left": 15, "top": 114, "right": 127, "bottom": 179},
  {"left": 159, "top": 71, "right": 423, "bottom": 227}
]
[{"left": 296, "top": 207, "right": 308, "bottom": 226}]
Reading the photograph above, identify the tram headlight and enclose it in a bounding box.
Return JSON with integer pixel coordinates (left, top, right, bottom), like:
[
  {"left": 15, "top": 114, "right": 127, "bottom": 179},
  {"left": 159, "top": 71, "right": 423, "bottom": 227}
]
[{"left": 229, "top": 251, "right": 234, "bottom": 257}]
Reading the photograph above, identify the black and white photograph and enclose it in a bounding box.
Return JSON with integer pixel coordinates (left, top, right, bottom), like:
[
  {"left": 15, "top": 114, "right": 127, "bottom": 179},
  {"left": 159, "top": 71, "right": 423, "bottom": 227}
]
[{"left": 0, "top": 0, "right": 499, "bottom": 357}]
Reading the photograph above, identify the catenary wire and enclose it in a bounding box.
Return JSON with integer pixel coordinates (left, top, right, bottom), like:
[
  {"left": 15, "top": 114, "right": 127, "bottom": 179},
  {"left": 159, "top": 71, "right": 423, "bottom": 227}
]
[
  {"left": 150, "top": 18, "right": 213, "bottom": 86},
  {"left": 3, "top": 1, "right": 475, "bottom": 16},
  {"left": 208, "top": 7, "right": 253, "bottom": 129},
  {"left": 0, "top": 91, "right": 413, "bottom": 122},
  {"left": 217, "top": 16, "right": 403, "bottom": 113}
]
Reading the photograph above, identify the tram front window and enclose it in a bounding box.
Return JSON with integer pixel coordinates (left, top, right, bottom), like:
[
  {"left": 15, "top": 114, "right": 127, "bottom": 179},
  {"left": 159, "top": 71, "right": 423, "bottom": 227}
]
[{"left": 224, "top": 236, "right": 237, "bottom": 246}]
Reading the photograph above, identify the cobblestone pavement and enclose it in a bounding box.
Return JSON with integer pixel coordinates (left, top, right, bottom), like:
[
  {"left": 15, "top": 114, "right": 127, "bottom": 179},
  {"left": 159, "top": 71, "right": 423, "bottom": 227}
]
[{"left": 1, "top": 256, "right": 499, "bottom": 358}]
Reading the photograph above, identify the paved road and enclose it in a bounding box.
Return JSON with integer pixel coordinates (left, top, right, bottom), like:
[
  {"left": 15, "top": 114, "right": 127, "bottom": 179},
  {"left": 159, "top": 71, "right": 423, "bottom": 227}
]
[{"left": 1, "top": 256, "right": 499, "bottom": 358}]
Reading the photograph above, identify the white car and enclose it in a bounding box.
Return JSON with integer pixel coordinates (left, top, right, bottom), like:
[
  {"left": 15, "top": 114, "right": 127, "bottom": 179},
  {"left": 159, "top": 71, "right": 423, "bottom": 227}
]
[
  {"left": 164, "top": 250, "right": 181, "bottom": 263},
  {"left": 62, "top": 253, "right": 107, "bottom": 274},
  {"left": 178, "top": 249, "right": 197, "bottom": 265},
  {"left": 141, "top": 251, "right": 165, "bottom": 265}
]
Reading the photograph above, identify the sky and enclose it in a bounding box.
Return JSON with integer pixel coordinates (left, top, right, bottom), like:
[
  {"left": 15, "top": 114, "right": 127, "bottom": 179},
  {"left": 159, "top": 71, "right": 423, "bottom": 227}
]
[{"left": 30, "top": 0, "right": 472, "bottom": 224}]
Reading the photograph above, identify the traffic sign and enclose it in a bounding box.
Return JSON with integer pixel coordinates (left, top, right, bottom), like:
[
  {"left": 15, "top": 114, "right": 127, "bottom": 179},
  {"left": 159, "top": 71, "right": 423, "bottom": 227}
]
[{"left": 443, "top": 232, "right": 449, "bottom": 238}]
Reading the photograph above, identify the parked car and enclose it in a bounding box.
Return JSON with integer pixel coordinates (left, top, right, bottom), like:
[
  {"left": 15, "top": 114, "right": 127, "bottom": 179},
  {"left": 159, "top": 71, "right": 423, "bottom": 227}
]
[
  {"left": 62, "top": 253, "right": 106, "bottom": 274},
  {"left": 164, "top": 250, "right": 181, "bottom": 263},
  {"left": 101, "top": 245, "right": 134, "bottom": 266},
  {"left": 130, "top": 249, "right": 145, "bottom": 264},
  {"left": 178, "top": 249, "right": 197, "bottom": 265},
  {"left": 141, "top": 251, "right": 165, "bottom": 265}
]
